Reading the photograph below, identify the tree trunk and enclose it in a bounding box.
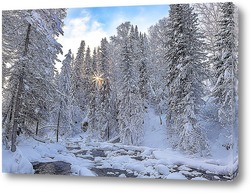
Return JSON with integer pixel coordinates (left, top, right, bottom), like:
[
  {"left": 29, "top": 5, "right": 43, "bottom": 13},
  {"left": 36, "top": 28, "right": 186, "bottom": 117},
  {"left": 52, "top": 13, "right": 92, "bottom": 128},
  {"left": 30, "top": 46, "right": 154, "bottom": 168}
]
[
  {"left": 56, "top": 110, "right": 61, "bottom": 143},
  {"left": 56, "top": 101, "right": 62, "bottom": 142},
  {"left": 159, "top": 109, "right": 163, "bottom": 125},
  {"left": 11, "top": 77, "right": 24, "bottom": 152},
  {"left": 2, "top": 95, "right": 14, "bottom": 126},
  {"left": 36, "top": 121, "right": 39, "bottom": 136},
  {"left": 11, "top": 24, "right": 31, "bottom": 152},
  {"left": 107, "top": 126, "right": 110, "bottom": 141},
  {"left": 159, "top": 116, "right": 162, "bottom": 125}
]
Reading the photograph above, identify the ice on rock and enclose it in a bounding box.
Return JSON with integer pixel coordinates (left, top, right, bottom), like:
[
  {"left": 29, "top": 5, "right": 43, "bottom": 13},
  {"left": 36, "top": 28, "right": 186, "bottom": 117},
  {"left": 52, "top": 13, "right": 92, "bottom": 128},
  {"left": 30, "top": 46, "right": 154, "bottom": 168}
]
[
  {"left": 167, "top": 172, "right": 187, "bottom": 180},
  {"left": 155, "top": 164, "right": 170, "bottom": 176},
  {"left": 119, "top": 174, "right": 126, "bottom": 178}
]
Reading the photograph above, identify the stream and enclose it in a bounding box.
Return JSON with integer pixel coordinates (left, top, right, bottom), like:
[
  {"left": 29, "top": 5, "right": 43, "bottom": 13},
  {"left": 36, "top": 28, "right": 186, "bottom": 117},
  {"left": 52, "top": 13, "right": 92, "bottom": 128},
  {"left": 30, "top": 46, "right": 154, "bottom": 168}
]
[{"left": 31, "top": 141, "right": 237, "bottom": 181}]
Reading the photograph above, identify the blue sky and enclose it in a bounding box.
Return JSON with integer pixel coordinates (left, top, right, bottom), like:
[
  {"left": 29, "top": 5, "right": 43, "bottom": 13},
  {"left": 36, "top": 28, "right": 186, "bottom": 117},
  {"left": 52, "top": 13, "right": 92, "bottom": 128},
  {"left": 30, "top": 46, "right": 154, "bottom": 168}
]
[
  {"left": 67, "top": 5, "right": 169, "bottom": 34},
  {"left": 57, "top": 4, "right": 169, "bottom": 64}
]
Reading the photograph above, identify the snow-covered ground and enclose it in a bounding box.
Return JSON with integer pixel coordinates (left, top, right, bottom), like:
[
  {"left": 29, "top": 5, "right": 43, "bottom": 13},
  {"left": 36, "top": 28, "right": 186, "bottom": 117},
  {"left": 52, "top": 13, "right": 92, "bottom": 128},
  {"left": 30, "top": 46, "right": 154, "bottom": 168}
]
[
  {"left": 142, "top": 107, "right": 168, "bottom": 149},
  {"left": 2, "top": 134, "right": 238, "bottom": 180},
  {"left": 2, "top": 108, "right": 238, "bottom": 180}
]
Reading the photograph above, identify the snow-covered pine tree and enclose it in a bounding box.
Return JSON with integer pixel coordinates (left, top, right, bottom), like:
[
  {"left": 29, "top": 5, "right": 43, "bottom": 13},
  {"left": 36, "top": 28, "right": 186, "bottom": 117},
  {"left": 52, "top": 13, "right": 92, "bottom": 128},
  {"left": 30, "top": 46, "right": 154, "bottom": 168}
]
[
  {"left": 94, "top": 39, "right": 114, "bottom": 141},
  {"left": 2, "top": 9, "right": 66, "bottom": 151},
  {"left": 212, "top": 2, "right": 238, "bottom": 148},
  {"left": 138, "top": 32, "right": 149, "bottom": 107},
  {"left": 128, "top": 25, "right": 150, "bottom": 109},
  {"left": 82, "top": 46, "right": 93, "bottom": 108},
  {"left": 108, "top": 22, "right": 131, "bottom": 142},
  {"left": 87, "top": 48, "right": 98, "bottom": 134},
  {"left": 165, "top": 4, "right": 208, "bottom": 155},
  {"left": 94, "top": 48, "right": 105, "bottom": 137},
  {"left": 147, "top": 17, "right": 169, "bottom": 117},
  {"left": 69, "top": 51, "right": 83, "bottom": 134},
  {"left": 193, "top": 3, "right": 223, "bottom": 88},
  {"left": 98, "top": 38, "right": 109, "bottom": 78},
  {"left": 72, "top": 40, "right": 86, "bottom": 111},
  {"left": 102, "top": 40, "right": 120, "bottom": 140},
  {"left": 57, "top": 50, "right": 74, "bottom": 140},
  {"left": 117, "top": 24, "right": 144, "bottom": 145},
  {"left": 92, "top": 48, "right": 98, "bottom": 71}
]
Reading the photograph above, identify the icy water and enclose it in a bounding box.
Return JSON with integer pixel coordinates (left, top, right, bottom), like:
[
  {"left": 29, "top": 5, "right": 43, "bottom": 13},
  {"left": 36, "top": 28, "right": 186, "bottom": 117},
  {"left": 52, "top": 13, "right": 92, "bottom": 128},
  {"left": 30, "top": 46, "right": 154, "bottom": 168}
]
[{"left": 31, "top": 141, "right": 237, "bottom": 181}]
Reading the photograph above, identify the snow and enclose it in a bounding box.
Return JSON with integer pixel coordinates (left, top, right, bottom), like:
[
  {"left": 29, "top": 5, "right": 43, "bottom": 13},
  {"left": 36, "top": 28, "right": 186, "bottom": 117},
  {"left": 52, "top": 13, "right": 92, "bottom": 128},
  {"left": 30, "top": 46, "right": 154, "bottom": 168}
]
[
  {"left": 2, "top": 108, "right": 237, "bottom": 180},
  {"left": 77, "top": 167, "right": 96, "bottom": 177},
  {"left": 153, "top": 149, "right": 238, "bottom": 176},
  {"left": 191, "top": 177, "right": 208, "bottom": 181},
  {"left": 179, "top": 165, "right": 192, "bottom": 171},
  {"left": 167, "top": 172, "right": 187, "bottom": 180},
  {"left": 124, "top": 163, "right": 145, "bottom": 173},
  {"left": 2, "top": 131, "right": 237, "bottom": 180},
  {"left": 2, "top": 148, "right": 34, "bottom": 174},
  {"left": 142, "top": 107, "right": 168, "bottom": 149},
  {"left": 155, "top": 164, "right": 170, "bottom": 175}
]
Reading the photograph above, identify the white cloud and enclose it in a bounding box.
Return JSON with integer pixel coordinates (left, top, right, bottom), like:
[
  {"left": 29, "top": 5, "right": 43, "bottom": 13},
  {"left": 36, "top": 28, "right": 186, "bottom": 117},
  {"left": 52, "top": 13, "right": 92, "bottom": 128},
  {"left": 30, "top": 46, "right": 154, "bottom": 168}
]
[{"left": 56, "top": 11, "right": 108, "bottom": 70}]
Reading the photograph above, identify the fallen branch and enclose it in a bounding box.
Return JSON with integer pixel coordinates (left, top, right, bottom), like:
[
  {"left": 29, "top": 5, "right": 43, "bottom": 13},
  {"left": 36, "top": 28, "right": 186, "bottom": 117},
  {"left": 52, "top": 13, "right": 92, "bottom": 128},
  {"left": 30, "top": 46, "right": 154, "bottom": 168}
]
[
  {"left": 31, "top": 135, "right": 46, "bottom": 143},
  {"left": 107, "top": 136, "right": 120, "bottom": 143}
]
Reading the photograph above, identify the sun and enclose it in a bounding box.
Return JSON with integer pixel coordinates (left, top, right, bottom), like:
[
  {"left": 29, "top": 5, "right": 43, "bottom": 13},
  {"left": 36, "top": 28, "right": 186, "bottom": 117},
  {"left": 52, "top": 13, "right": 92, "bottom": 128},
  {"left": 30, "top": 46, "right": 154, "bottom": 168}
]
[{"left": 92, "top": 72, "right": 104, "bottom": 88}]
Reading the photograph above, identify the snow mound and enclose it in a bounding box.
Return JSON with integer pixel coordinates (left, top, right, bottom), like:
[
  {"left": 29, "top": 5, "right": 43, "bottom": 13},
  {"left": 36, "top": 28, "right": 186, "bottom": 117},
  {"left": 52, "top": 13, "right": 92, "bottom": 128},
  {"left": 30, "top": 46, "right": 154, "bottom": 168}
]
[
  {"left": 2, "top": 148, "right": 34, "bottom": 174},
  {"left": 142, "top": 108, "right": 168, "bottom": 149},
  {"left": 155, "top": 164, "right": 170, "bottom": 175},
  {"left": 167, "top": 172, "right": 187, "bottom": 180}
]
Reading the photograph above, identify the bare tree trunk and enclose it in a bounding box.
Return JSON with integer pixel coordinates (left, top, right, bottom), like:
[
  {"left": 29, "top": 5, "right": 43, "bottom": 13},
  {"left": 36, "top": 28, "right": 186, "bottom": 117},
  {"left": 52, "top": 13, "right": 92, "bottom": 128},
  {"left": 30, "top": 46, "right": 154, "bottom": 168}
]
[
  {"left": 2, "top": 95, "right": 15, "bottom": 149},
  {"left": 11, "top": 77, "right": 24, "bottom": 152},
  {"left": 2, "top": 95, "right": 15, "bottom": 143},
  {"left": 35, "top": 121, "right": 39, "bottom": 136},
  {"left": 56, "top": 101, "right": 62, "bottom": 142},
  {"left": 56, "top": 110, "right": 61, "bottom": 143},
  {"left": 2, "top": 95, "right": 14, "bottom": 126},
  {"left": 159, "top": 109, "right": 163, "bottom": 125},
  {"left": 159, "top": 116, "right": 162, "bottom": 125},
  {"left": 107, "top": 126, "right": 110, "bottom": 141},
  {"left": 11, "top": 24, "right": 31, "bottom": 152}
]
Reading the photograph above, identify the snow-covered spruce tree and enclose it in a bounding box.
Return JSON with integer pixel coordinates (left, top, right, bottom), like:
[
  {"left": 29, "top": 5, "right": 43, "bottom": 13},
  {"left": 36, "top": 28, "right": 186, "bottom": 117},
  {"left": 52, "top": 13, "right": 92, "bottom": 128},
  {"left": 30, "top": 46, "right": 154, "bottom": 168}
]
[
  {"left": 109, "top": 22, "right": 131, "bottom": 142},
  {"left": 72, "top": 40, "right": 86, "bottom": 111},
  {"left": 87, "top": 48, "right": 96, "bottom": 135},
  {"left": 56, "top": 50, "right": 74, "bottom": 141},
  {"left": 98, "top": 38, "right": 110, "bottom": 77},
  {"left": 165, "top": 4, "right": 209, "bottom": 155},
  {"left": 194, "top": 3, "right": 222, "bottom": 85},
  {"left": 147, "top": 17, "right": 169, "bottom": 117},
  {"left": 2, "top": 9, "right": 66, "bottom": 151},
  {"left": 212, "top": 2, "right": 238, "bottom": 148},
  {"left": 117, "top": 25, "right": 144, "bottom": 145},
  {"left": 83, "top": 46, "right": 93, "bottom": 107},
  {"left": 93, "top": 39, "right": 114, "bottom": 141},
  {"left": 103, "top": 40, "right": 120, "bottom": 140},
  {"left": 68, "top": 51, "right": 84, "bottom": 134},
  {"left": 128, "top": 26, "right": 150, "bottom": 109},
  {"left": 130, "top": 26, "right": 146, "bottom": 101},
  {"left": 138, "top": 32, "right": 149, "bottom": 107}
]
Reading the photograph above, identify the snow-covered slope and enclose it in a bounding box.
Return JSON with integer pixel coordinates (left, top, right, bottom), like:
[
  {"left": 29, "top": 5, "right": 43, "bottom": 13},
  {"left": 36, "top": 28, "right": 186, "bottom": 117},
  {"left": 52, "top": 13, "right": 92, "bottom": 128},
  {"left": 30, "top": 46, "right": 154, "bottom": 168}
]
[{"left": 142, "top": 107, "right": 168, "bottom": 149}]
